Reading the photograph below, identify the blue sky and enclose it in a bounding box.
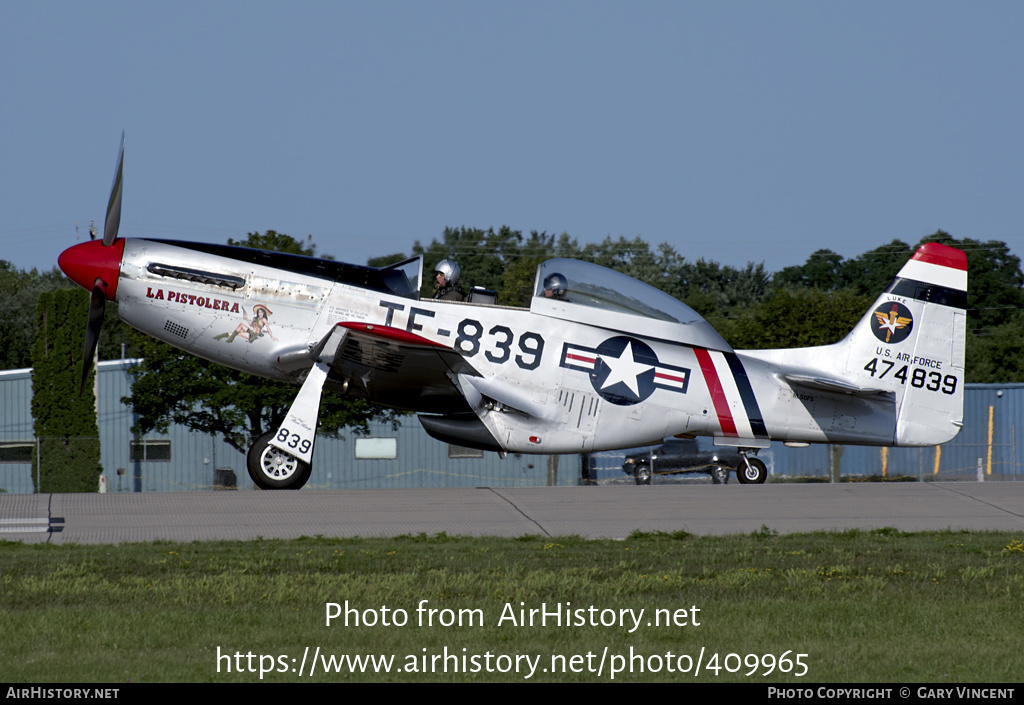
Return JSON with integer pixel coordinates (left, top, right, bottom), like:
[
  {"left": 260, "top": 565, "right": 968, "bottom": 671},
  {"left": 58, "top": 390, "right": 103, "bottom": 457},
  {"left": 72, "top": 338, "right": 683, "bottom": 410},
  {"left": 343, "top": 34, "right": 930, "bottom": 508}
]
[{"left": 2, "top": 1, "right": 1022, "bottom": 276}]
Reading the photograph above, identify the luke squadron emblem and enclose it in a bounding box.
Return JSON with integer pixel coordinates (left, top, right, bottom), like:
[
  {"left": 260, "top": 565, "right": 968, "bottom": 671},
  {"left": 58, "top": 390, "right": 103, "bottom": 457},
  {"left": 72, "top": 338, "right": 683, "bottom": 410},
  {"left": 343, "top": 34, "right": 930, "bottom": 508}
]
[
  {"left": 560, "top": 336, "right": 690, "bottom": 406},
  {"left": 872, "top": 302, "right": 913, "bottom": 344}
]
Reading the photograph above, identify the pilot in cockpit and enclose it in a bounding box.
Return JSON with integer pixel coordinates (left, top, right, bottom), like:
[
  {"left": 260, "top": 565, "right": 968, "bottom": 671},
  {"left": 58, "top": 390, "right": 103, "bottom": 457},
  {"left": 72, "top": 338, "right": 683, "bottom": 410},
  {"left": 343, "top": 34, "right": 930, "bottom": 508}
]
[
  {"left": 542, "top": 272, "right": 569, "bottom": 300},
  {"left": 433, "top": 259, "right": 466, "bottom": 301}
]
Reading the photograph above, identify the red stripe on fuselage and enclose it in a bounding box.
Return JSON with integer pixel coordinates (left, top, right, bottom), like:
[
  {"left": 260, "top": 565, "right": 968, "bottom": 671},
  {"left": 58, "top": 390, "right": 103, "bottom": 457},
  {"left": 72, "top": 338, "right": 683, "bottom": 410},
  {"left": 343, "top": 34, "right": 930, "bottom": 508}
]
[{"left": 694, "top": 348, "right": 737, "bottom": 436}]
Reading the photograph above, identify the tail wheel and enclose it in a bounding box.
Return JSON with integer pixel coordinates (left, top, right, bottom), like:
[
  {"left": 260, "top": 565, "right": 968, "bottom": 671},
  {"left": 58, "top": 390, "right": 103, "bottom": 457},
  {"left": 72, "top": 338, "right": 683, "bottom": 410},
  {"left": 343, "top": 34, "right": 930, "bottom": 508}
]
[
  {"left": 711, "top": 465, "right": 729, "bottom": 484},
  {"left": 736, "top": 457, "right": 767, "bottom": 484},
  {"left": 634, "top": 463, "right": 652, "bottom": 486},
  {"left": 247, "top": 431, "right": 312, "bottom": 490}
]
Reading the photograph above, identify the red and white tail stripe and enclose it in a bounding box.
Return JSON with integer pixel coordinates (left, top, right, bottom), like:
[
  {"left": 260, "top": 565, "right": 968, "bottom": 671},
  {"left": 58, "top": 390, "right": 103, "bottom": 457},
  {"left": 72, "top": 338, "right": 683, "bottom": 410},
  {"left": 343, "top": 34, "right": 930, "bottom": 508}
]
[{"left": 898, "top": 242, "right": 967, "bottom": 291}]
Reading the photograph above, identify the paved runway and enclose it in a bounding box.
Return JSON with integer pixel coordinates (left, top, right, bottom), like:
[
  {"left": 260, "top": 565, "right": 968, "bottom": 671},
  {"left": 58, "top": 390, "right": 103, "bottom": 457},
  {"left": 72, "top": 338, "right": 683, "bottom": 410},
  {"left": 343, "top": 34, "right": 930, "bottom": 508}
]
[{"left": 2, "top": 482, "right": 1023, "bottom": 544}]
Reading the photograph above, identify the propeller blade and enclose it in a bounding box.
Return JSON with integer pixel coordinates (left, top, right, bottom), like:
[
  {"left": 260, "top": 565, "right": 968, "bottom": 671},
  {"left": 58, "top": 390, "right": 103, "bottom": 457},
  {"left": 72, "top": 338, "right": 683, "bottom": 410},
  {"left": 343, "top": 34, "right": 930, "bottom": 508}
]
[
  {"left": 81, "top": 282, "right": 106, "bottom": 394},
  {"left": 103, "top": 132, "right": 124, "bottom": 247}
]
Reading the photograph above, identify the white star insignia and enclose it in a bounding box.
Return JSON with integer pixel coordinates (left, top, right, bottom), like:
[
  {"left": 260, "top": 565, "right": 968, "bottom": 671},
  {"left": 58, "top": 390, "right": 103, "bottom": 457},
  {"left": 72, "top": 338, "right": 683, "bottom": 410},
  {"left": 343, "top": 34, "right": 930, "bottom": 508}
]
[{"left": 599, "top": 341, "right": 652, "bottom": 397}]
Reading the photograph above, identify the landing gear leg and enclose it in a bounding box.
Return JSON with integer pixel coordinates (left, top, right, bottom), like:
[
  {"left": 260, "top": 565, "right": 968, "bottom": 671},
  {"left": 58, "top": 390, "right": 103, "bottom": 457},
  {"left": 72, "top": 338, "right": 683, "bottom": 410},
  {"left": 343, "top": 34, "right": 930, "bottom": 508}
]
[
  {"left": 248, "top": 326, "right": 346, "bottom": 490},
  {"left": 735, "top": 450, "right": 768, "bottom": 484}
]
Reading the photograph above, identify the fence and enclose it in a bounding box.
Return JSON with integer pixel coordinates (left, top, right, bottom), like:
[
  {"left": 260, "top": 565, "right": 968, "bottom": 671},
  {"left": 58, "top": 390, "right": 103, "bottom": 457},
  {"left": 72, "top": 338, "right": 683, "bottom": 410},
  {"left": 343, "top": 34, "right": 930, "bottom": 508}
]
[
  {"left": 586, "top": 435, "right": 1022, "bottom": 485},
  {"left": 2, "top": 370, "right": 1022, "bottom": 492},
  {"left": 0, "top": 426, "right": 582, "bottom": 494},
  {"left": 0, "top": 437, "right": 103, "bottom": 493}
]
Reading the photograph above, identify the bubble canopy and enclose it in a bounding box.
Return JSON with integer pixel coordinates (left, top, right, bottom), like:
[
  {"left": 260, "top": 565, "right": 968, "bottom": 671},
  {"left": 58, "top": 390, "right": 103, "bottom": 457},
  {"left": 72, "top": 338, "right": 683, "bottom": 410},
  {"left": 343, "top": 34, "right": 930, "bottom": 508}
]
[{"left": 531, "top": 259, "right": 733, "bottom": 352}]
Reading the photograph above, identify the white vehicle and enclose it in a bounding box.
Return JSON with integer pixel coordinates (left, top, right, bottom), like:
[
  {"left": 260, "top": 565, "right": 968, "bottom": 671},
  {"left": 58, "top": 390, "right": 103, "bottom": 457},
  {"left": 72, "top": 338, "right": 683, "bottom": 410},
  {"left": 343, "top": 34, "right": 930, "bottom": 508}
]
[{"left": 58, "top": 137, "right": 967, "bottom": 489}]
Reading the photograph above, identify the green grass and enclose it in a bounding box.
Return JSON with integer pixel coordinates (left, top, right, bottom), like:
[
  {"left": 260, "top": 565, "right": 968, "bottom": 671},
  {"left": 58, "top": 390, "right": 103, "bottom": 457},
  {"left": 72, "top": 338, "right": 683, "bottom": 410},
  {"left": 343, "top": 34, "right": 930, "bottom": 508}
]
[{"left": 3, "top": 529, "right": 1023, "bottom": 682}]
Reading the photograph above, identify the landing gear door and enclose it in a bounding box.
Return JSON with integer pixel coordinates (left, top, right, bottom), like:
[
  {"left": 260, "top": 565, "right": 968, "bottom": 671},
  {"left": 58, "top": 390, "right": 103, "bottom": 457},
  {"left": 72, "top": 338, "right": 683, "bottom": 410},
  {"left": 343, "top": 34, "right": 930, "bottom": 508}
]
[{"left": 268, "top": 326, "right": 347, "bottom": 465}]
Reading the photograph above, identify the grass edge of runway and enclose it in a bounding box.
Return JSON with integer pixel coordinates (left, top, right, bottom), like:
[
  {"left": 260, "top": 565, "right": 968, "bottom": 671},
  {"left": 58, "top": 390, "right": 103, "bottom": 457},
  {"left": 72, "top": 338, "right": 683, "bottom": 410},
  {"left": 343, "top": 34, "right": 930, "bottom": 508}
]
[{"left": 2, "top": 527, "right": 1023, "bottom": 682}]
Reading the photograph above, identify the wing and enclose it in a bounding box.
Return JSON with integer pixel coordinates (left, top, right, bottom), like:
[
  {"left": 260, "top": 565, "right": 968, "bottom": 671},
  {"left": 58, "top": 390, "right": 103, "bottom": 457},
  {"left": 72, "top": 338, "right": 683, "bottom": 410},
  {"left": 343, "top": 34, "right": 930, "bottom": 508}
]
[{"left": 326, "top": 322, "right": 478, "bottom": 414}]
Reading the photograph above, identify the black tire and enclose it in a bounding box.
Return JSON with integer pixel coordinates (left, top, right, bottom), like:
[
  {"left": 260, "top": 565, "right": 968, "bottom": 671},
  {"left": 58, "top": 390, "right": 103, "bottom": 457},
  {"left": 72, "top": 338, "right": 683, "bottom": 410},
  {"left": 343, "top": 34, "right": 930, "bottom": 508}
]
[
  {"left": 246, "top": 431, "right": 312, "bottom": 490},
  {"left": 736, "top": 458, "right": 767, "bottom": 484},
  {"left": 711, "top": 465, "right": 729, "bottom": 485},
  {"left": 634, "top": 463, "right": 652, "bottom": 486}
]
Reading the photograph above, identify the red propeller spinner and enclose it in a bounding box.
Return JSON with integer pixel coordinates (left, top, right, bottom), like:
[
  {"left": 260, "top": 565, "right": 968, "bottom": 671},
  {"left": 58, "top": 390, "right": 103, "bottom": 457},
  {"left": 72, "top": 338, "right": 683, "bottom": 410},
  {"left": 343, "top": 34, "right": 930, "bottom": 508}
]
[{"left": 57, "top": 239, "right": 125, "bottom": 301}]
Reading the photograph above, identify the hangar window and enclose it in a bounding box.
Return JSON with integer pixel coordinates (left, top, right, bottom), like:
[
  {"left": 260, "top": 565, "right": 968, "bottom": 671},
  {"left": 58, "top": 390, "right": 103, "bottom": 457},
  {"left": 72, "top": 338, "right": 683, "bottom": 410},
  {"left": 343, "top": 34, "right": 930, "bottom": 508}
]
[
  {"left": 130, "top": 440, "right": 172, "bottom": 462},
  {"left": 0, "top": 442, "right": 33, "bottom": 463},
  {"left": 355, "top": 438, "right": 397, "bottom": 459}
]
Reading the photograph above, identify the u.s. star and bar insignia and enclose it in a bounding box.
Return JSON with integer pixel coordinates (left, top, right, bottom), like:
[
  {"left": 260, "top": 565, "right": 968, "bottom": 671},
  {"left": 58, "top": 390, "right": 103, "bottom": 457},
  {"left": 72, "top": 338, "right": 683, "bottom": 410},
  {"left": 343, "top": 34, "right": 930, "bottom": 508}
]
[{"left": 560, "top": 336, "right": 690, "bottom": 406}]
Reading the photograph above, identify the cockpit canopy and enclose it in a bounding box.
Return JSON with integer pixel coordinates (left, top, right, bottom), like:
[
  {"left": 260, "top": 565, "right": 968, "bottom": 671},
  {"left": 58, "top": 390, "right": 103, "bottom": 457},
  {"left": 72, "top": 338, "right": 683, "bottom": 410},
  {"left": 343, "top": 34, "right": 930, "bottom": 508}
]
[{"left": 530, "top": 259, "right": 733, "bottom": 352}]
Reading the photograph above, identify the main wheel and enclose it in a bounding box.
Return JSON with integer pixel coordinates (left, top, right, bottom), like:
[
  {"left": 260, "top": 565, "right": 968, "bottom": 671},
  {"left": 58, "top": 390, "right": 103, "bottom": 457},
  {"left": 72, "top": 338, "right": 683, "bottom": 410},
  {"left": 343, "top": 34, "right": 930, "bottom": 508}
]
[
  {"left": 736, "top": 457, "right": 767, "bottom": 484},
  {"left": 711, "top": 465, "right": 729, "bottom": 484},
  {"left": 247, "top": 431, "right": 312, "bottom": 490},
  {"left": 634, "top": 463, "right": 652, "bottom": 486}
]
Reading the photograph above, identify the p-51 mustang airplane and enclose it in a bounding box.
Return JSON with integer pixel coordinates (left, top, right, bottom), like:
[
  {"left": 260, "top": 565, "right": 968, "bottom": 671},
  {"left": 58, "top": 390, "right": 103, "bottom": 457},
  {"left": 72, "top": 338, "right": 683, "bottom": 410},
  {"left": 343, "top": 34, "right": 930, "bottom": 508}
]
[{"left": 58, "top": 137, "right": 967, "bottom": 489}]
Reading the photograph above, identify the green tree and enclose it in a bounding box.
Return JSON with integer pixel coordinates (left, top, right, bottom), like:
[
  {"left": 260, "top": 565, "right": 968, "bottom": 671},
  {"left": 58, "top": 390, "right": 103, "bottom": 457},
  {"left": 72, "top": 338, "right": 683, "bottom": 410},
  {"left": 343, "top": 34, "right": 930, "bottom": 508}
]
[
  {"left": 966, "top": 311, "right": 1024, "bottom": 383},
  {"left": 774, "top": 249, "right": 846, "bottom": 291},
  {"left": 772, "top": 232, "right": 1023, "bottom": 335},
  {"left": 578, "top": 235, "right": 659, "bottom": 280},
  {"left": 31, "top": 289, "right": 101, "bottom": 492},
  {"left": 0, "top": 262, "right": 75, "bottom": 370},
  {"left": 228, "top": 230, "right": 331, "bottom": 259},
  {"left": 367, "top": 253, "right": 408, "bottom": 268},
  {"left": 411, "top": 226, "right": 537, "bottom": 296},
  {"left": 727, "top": 287, "right": 873, "bottom": 350},
  {"left": 773, "top": 241, "right": 914, "bottom": 296},
  {"left": 123, "top": 232, "right": 399, "bottom": 455},
  {"left": 498, "top": 254, "right": 548, "bottom": 308},
  {"left": 382, "top": 227, "right": 774, "bottom": 313},
  {"left": 497, "top": 230, "right": 566, "bottom": 307},
  {"left": 569, "top": 236, "right": 771, "bottom": 319},
  {"left": 918, "top": 231, "right": 1024, "bottom": 334},
  {"left": 393, "top": 226, "right": 567, "bottom": 304},
  {"left": 842, "top": 240, "right": 914, "bottom": 296},
  {"left": 768, "top": 232, "right": 1024, "bottom": 380},
  {"left": 916, "top": 232, "right": 1023, "bottom": 382},
  {"left": 0, "top": 257, "right": 141, "bottom": 372},
  {"left": 678, "top": 259, "right": 772, "bottom": 325}
]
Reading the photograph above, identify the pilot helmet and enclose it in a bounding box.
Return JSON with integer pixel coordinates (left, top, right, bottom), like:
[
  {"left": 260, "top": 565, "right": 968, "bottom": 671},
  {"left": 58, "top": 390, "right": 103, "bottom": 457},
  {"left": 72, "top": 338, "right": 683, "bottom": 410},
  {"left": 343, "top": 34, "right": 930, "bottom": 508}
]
[
  {"left": 543, "top": 272, "right": 568, "bottom": 297},
  {"left": 435, "top": 259, "right": 461, "bottom": 286}
]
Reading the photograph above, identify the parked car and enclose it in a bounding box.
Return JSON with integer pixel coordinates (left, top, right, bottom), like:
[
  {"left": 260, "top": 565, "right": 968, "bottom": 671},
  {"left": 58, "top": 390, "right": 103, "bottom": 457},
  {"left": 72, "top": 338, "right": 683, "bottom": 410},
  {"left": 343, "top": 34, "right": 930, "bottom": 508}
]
[{"left": 622, "top": 438, "right": 767, "bottom": 485}]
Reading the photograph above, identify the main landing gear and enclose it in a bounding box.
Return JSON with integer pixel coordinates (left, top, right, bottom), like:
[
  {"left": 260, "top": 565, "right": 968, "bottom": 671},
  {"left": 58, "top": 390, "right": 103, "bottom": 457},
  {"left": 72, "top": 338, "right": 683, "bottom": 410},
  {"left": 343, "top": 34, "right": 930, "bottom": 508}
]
[
  {"left": 246, "top": 327, "right": 347, "bottom": 490},
  {"left": 247, "top": 431, "right": 312, "bottom": 490}
]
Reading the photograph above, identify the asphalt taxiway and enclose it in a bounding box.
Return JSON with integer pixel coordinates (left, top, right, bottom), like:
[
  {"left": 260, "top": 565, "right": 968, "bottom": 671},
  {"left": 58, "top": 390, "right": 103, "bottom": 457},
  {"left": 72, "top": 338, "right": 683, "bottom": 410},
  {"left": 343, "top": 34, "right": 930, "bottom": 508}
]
[{"left": 2, "top": 482, "right": 1023, "bottom": 544}]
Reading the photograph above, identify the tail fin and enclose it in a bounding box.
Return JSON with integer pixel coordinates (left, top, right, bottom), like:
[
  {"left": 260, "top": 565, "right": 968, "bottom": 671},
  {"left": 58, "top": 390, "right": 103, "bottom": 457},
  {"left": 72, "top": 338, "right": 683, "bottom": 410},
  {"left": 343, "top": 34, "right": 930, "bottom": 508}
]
[{"left": 844, "top": 242, "right": 967, "bottom": 445}]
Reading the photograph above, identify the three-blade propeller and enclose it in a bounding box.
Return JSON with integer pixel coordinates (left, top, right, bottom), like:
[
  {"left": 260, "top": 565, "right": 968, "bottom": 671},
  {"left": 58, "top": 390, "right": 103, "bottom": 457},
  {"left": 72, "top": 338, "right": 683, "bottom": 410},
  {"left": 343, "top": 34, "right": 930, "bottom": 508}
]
[{"left": 80, "top": 132, "right": 124, "bottom": 394}]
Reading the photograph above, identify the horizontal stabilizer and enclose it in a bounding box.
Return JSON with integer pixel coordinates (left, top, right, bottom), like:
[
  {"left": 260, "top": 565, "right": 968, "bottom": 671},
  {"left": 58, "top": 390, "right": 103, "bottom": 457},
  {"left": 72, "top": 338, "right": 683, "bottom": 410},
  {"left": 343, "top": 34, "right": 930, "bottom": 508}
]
[{"left": 784, "top": 374, "right": 892, "bottom": 398}]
